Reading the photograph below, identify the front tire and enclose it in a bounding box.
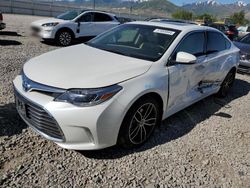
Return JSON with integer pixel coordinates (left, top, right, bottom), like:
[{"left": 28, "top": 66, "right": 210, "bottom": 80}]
[
  {"left": 56, "top": 30, "right": 73, "bottom": 46},
  {"left": 118, "top": 97, "right": 161, "bottom": 149},
  {"left": 217, "top": 70, "right": 236, "bottom": 97}
]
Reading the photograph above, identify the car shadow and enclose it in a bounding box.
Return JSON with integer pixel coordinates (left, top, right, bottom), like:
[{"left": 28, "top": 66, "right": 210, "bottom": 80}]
[
  {"left": 0, "top": 31, "right": 22, "bottom": 37},
  {"left": 78, "top": 78, "right": 250, "bottom": 159},
  {"left": 41, "top": 36, "right": 94, "bottom": 47},
  {"left": 0, "top": 40, "right": 22, "bottom": 46},
  {"left": 0, "top": 103, "right": 27, "bottom": 137}
]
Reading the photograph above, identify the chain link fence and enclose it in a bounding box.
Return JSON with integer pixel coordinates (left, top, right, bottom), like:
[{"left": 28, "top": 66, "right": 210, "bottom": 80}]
[{"left": 0, "top": 0, "right": 146, "bottom": 20}]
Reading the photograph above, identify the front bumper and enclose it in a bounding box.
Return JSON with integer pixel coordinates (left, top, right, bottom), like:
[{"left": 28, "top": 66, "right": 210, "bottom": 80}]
[
  {"left": 0, "top": 22, "right": 6, "bottom": 30},
  {"left": 238, "top": 60, "right": 250, "bottom": 74},
  {"left": 31, "top": 25, "right": 55, "bottom": 39},
  {"left": 13, "top": 75, "right": 126, "bottom": 150}
]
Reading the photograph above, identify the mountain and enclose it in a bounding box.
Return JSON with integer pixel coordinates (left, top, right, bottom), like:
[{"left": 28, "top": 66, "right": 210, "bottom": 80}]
[
  {"left": 195, "top": 0, "right": 219, "bottom": 6},
  {"left": 132, "top": 0, "right": 180, "bottom": 13},
  {"left": 55, "top": 0, "right": 180, "bottom": 17},
  {"left": 183, "top": 0, "right": 250, "bottom": 18}
]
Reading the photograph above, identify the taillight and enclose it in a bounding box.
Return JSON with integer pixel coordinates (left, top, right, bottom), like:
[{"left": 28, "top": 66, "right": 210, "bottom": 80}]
[
  {"left": 226, "top": 30, "right": 234, "bottom": 35},
  {"left": 0, "top": 14, "right": 3, "bottom": 21}
]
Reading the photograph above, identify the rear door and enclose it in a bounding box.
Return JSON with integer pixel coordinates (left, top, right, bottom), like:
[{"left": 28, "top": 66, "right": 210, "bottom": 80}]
[
  {"left": 92, "top": 13, "right": 119, "bottom": 36},
  {"left": 204, "top": 31, "right": 233, "bottom": 85}
]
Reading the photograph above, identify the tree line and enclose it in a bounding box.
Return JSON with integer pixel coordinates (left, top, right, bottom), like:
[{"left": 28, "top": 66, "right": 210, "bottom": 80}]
[{"left": 172, "top": 10, "right": 249, "bottom": 25}]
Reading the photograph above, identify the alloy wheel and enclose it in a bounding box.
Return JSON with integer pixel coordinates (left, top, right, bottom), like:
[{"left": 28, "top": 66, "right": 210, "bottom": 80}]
[
  {"left": 59, "top": 32, "right": 72, "bottom": 46},
  {"left": 128, "top": 103, "right": 157, "bottom": 145}
]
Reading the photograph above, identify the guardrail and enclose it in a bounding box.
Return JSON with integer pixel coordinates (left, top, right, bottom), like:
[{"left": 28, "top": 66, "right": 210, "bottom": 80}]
[{"left": 0, "top": 0, "right": 145, "bottom": 20}]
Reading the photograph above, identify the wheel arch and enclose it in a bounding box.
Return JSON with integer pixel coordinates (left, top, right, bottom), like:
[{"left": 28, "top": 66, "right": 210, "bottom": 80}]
[
  {"left": 123, "top": 92, "right": 164, "bottom": 123},
  {"left": 55, "top": 27, "right": 75, "bottom": 39}
]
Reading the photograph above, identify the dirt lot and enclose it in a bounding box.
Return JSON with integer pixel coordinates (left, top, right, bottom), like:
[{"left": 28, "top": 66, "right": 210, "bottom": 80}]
[{"left": 0, "top": 14, "right": 250, "bottom": 187}]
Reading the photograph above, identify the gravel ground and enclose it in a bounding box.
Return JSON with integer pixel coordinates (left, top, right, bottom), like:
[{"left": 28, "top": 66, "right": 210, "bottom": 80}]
[{"left": 0, "top": 14, "right": 250, "bottom": 188}]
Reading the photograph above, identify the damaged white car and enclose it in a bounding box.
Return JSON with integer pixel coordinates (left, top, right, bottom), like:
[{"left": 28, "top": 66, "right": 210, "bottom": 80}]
[{"left": 14, "top": 21, "right": 239, "bottom": 150}]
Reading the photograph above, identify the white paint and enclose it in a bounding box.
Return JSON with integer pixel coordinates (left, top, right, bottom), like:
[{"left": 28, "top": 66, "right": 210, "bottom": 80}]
[{"left": 14, "top": 21, "right": 240, "bottom": 150}]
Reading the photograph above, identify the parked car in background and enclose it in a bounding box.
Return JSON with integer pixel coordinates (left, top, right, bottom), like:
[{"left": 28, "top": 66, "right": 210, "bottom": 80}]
[
  {"left": 237, "top": 25, "right": 250, "bottom": 38},
  {"left": 209, "top": 23, "right": 238, "bottom": 41},
  {"left": 31, "top": 10, "right": 120, "bottom": 46},
  {"left": 14, "top": 21, "right": 239, "bottom": 150},
  {"left": 0, "top": 12, "right": 6, "bottom": 30},
  {"left": 234, "top": 33, "right": 250, "bottom": 73},
  {"left": 117, "top": 17, "right": 135, "bottom": 24}
]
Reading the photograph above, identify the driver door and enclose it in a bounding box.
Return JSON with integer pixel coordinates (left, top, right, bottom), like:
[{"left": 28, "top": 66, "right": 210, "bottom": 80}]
[
  {"left": 76, "top": 12, "right": 95, "bottom": 37},
  {"left": 166, "top": 31, "right": 208, "bottom": 117}
]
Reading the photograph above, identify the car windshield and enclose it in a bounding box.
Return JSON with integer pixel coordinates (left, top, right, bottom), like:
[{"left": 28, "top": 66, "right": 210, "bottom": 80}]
[
  {"left": 56, "top": 11, "right": 80, "bottom": 20},
  {"left": 86, "top": 24, "right": 180, "bottom": 61}
]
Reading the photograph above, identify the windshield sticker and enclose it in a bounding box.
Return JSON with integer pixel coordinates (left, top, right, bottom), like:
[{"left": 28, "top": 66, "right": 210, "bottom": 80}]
[{"left": 153, "top": 29, "right": 175, "bottom": 35}]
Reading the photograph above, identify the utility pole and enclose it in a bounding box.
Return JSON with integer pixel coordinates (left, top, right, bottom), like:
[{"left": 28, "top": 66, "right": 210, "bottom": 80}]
[
  {"left": 10, "top": 0, "right": 13, "bottom": 14},
  {"left": 93, "top": 0, "right": 95, "bottom": 10}
]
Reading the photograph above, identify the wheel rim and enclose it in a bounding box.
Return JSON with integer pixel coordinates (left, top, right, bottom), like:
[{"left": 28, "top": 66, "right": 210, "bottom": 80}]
[
  {"left": 222, "top": 72, "right": 234, "bottom": 95},
  {"left": 128, "top": 103, "right": 157, "bottom": 145},
  {"left": 59, "top": 32, "right": 71, "bottom": 46}
]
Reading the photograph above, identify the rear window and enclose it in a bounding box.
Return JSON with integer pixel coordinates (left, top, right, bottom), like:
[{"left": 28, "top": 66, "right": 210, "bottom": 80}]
[
  {"left": 240, "top": 34, "right": 250, "bottom": 44},
  {"left": 94, "top": 13, "right": 113, "bottom": 22}
]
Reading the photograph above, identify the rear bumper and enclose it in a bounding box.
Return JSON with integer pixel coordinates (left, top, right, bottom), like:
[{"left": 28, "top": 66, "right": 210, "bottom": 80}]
[
  {"left": 0, "top": 22, "right": 6, "bottom": 30},
  {"left": 238, "top": 60, "right": 250, "bottom": 74},
  {"left": 238, "top": 65, "right": 250, "bottom": 74}
]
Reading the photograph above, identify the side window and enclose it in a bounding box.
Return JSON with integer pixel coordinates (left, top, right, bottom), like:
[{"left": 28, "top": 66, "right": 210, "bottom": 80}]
[
  {"left": 207, "top": 32, "right": 227, "bottom": 53},
  {"left": 247, "top": 27, "right": 250, "bottom": 32},
  {"left": 175, "top": 32, "right": 205, "bottom": 57},
  {"left": 94, "top": 13, "right": 113, "bottom": 22},
  {"left": 77, "top": 13, "right": 93, "bottom": 22}
]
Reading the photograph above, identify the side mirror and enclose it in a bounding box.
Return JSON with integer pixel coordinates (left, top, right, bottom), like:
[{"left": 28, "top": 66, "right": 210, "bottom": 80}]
[{"left": 175, "top": 52, "right": 197, "bottom": 64}]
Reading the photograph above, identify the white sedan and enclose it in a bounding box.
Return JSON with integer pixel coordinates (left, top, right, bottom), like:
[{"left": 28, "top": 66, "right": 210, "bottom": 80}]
[
  {"left": 31, "top": 10, "right": 120, "bottom": 46},
  {"left": 14, "top": 21, "right": 239, "bottom": 150}
]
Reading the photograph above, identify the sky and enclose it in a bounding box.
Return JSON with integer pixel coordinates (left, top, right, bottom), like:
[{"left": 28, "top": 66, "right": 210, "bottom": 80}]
[{"left": 169, "top": 0, "right": 250, "bottom": 6}]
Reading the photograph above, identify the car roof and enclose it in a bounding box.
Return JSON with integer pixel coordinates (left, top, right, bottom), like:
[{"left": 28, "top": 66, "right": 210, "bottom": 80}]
[
  {"left": 149, "top": 18, "right": 198, "bottom": 25},
  {"left": 83, "top": 10, "right": 116, "bottom": 17},
  {"left": 127, "top": 21, "right": 217, "bottom": 32}
]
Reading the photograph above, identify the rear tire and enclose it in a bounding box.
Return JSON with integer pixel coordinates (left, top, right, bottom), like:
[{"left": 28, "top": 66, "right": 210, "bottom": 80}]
[
  {"left": 56, "top": 30, "right": 73, "bottom": 46},
  {"left": 216, "top": 70, "right": 236, "bottom": 98},
  {"left": 118, "top": 97, "right": 161, "bottom": 149}
]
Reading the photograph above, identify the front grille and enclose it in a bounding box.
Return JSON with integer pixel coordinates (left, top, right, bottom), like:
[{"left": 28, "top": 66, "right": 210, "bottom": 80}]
[{"left": 14, "top": 88, "right": 65, "bottom": 142}]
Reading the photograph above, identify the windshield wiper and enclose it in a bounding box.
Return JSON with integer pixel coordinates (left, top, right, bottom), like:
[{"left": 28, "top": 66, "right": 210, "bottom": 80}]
[{"left": 103, "top": 49, "right": 128, "bottom": 56}]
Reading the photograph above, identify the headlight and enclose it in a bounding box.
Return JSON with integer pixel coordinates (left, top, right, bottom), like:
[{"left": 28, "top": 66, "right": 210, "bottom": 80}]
[
  {"left": 42, "top": 22, "right": 59, "bottom": 27},
  {"left": 54, "top": 85, "right": 122, "bottom": 107}
]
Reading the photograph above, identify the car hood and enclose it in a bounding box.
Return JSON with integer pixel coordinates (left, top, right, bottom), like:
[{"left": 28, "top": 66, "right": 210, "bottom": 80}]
[
  {"left": 31, "top": 18, "right": 66, "bottom": 26},
  {"left": 233, "top": 41, "right": 250, "bottom": 54},
  {"left": 23, "top": 44, "right": 153, "bottom": 89}
]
